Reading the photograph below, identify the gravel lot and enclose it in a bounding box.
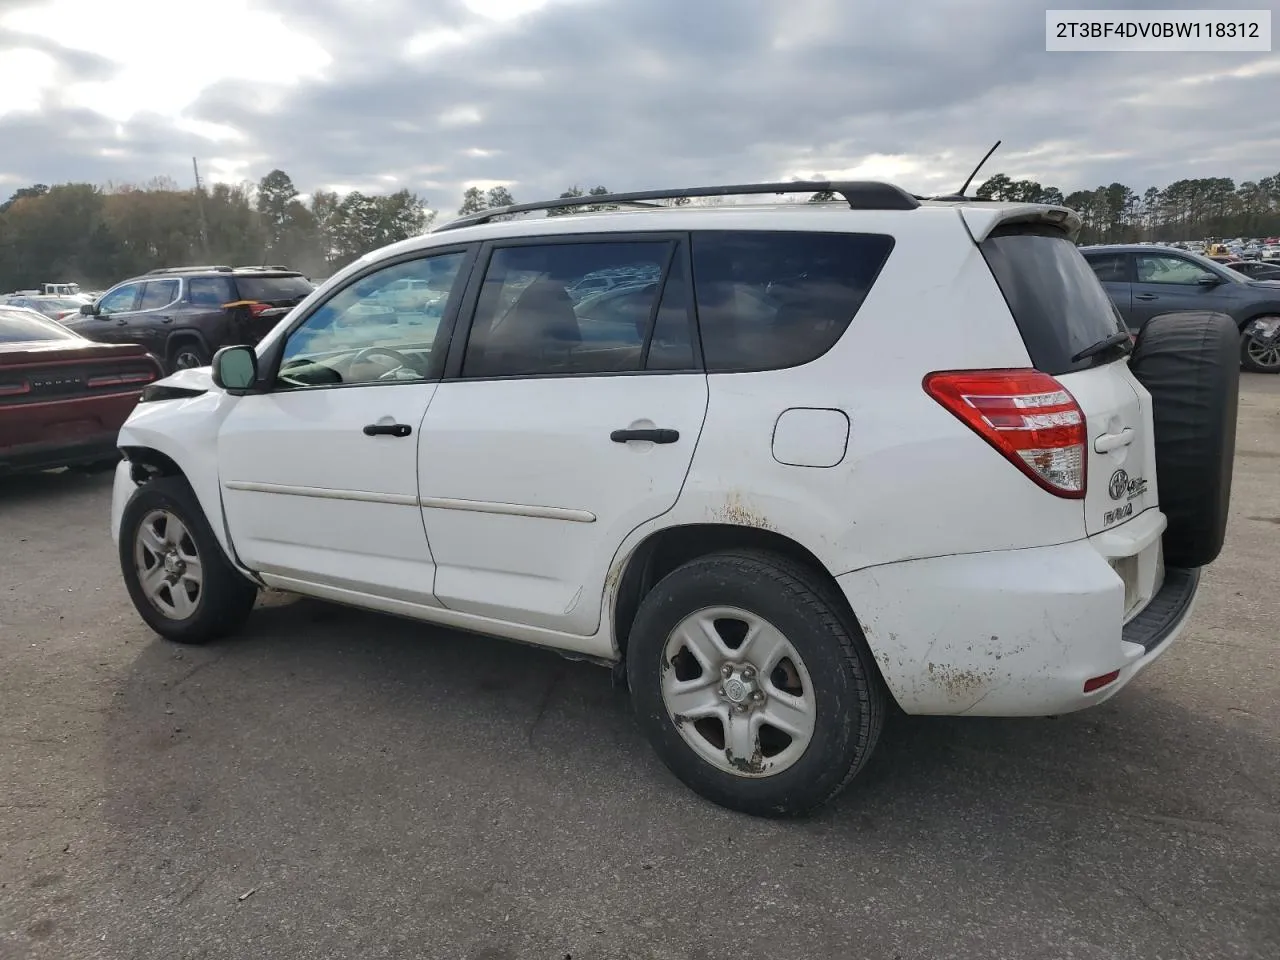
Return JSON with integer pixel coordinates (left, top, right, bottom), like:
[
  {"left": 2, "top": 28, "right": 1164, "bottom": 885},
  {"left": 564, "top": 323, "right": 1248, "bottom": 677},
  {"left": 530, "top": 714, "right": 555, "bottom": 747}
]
[{"left": 2, "top": 374, "right": 1278, "bottom": 960}]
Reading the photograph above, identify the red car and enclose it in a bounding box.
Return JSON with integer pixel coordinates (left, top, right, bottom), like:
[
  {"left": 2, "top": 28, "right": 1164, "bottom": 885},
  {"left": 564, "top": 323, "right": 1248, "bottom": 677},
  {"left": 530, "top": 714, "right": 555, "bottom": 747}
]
[{"left": 0, "top": 306, "right": 163, "bottom": 474}]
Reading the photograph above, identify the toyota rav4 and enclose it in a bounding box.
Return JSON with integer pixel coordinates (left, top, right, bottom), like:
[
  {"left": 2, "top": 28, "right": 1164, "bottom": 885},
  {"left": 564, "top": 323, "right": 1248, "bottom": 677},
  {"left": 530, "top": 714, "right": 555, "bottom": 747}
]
[{"left": 107, "top": 181, "right": 1238, "bottom": 817}]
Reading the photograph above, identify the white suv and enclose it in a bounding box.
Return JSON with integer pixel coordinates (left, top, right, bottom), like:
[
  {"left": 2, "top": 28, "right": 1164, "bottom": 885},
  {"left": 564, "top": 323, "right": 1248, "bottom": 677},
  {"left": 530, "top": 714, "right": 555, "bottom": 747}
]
[{"left": 108, "top": 181, "right": 1239, "bottom": 817}]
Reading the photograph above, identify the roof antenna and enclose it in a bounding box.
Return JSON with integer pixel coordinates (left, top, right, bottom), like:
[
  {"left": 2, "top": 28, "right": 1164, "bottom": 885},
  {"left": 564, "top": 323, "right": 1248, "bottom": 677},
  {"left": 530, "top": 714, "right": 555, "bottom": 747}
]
[{"left": 955, "top": 140, "right": 1001, "bottom": 198}]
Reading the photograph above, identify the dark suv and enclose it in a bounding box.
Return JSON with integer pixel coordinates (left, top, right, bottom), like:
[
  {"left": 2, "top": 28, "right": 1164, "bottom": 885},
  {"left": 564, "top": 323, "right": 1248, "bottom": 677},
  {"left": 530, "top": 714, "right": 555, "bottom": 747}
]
[
  {"left": 65, "top": 266, "right": 314, "bottom": 373},
  {"left": 1080, "top": 244, "right": 1280, "bottom": 373}
]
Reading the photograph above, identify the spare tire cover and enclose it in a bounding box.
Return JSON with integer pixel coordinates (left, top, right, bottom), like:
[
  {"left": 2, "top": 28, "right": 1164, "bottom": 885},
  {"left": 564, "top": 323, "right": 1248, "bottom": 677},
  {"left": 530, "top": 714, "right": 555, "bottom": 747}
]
[{"left": 1128, "top": 311, "right": 1239, "bottom": 568}]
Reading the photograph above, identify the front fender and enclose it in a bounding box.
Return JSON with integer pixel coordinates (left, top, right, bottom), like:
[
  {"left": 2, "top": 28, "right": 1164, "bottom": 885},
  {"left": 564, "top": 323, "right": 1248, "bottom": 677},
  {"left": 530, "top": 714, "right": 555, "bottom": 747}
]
[{"left": 116, "top": 387, "right": 242, "bottom": 563}]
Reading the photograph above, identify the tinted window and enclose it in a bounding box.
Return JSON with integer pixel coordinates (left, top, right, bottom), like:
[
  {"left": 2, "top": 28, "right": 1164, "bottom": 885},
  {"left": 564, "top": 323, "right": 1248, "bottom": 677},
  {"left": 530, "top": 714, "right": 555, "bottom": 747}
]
[
  {"left": 0, "top": 307, "right": 79, "bottom": 343},
  {"left": 1135, "top": 254, "right": 1216, "bottom": 285},
  {"left": 236, "top": 275, "right": 314, "bottom": 302},
  {"left": 188, "top": 276, "right": 236, "bottom": 307},
  {"left": 690, "top": 231, "right": 893, "bottom": 372},
  {"left": 981, "top": 230, "right": 1126, "bottom": 376},
  {"left": 278, "top": 252, "right": 465, "bottom": 388},
  {"left": 97, "top": 283, "right": 141, "bottom": 315},
  {"left": 1084, "top": 252, "right": 1129, "bottom": 283},
  {"left": 139, "top": 279, "right": 179, "bottom": 310},
  {"left": 646, "top": 251, "right": 696, "bottom": 370},
  {"left": 462, "top": 241, "right": 670, "bottom": 378}
]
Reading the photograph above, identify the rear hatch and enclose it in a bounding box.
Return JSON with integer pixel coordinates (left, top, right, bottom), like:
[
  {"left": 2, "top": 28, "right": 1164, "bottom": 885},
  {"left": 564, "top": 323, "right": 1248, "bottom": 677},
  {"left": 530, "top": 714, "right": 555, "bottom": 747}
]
[
  {"left": 978, "top": 224, "right": 1154, "bottom": 536},
  {"left": 229, "top": 273, "right": 314, "bottom": 341}
]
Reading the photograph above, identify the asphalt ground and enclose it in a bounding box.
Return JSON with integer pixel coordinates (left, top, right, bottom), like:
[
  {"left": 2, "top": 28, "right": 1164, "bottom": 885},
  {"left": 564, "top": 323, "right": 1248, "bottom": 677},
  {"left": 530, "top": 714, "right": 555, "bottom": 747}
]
[{"left": 2, "top": 374, "right": 1278, "bottom": 960}]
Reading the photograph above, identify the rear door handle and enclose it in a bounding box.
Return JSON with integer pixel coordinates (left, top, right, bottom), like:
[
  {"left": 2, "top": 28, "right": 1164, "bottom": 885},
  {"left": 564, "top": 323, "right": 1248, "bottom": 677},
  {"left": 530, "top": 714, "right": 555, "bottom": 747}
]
[
  {"left": 610, "top": 428, "right": 679, "bottom": 444},
  {"left": 1094, "top": 427, "right": 1134, "bottom": 453},
  {"left": 1135, "top": 293, "right": 1159, "bottom": 301},
  {"left": 363, "top": 423, "right": 412, "bottom": 438}
]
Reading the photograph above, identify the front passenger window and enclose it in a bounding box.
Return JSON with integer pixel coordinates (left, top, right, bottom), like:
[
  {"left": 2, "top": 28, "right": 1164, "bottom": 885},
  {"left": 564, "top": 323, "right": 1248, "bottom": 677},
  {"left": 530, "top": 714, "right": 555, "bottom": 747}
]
[
  {"left": 277, "top": 252, "right": 465, "bottom": 389},
  {"left": 1136, "top": 255, "right": 1215, "bottom": 285},
  {"left": 97, "top": 283, "right": 141, "bottom": 316}
]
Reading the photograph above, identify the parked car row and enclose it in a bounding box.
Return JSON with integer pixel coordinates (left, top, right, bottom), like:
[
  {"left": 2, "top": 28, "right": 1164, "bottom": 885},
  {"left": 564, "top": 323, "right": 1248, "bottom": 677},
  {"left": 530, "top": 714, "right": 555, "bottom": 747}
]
[
  {"left": 64, "top": 265, "right": 315, "bottom": 374},
  {"left": 1081, "top": 243, "right": 1280, "bottom": 373},
  {"left": 0, "top": 265, "right": 314, "bottom": 475}
]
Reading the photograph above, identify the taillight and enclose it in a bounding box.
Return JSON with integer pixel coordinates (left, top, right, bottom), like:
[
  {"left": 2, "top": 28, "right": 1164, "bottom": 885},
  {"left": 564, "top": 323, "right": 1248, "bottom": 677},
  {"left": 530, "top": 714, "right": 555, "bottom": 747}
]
[
  {"left": 247, "top": 302, "right": 272, "bottom": 318},
  {"left": 923, "top": 369, "right": 1087, "bottom": 499},
  {"left": 0, "top": 380, "right": 30, "bottom": 398},
  {"left": 87, "top": 371, "right": 158, "bottom": 388}
]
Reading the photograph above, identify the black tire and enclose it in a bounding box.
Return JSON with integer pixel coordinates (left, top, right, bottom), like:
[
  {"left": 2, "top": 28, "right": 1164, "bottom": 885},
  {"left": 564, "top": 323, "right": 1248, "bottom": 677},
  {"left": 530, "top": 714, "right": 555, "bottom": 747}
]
[
  {"left": 168, "top": 340, "right": 209, "bottom": 373},
  {"left": 627, "top": 550, "right": 885, "bottom": 818},
  {"left": 1239, "top": 315, "right": 1280, "bottom": 373},
  {"left": 119, "top": 475, "right": 258, "bottom": 643},
  {"left": 1128, "top": 311, "right": 1239, "bottom": 568}
]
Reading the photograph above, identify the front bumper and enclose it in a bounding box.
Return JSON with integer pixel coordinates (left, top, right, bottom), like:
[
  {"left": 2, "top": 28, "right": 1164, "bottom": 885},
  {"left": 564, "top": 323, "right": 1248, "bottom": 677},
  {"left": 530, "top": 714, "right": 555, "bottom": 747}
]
[{"left": 838, "top": 508, "right": 1199, "bottom": 716}]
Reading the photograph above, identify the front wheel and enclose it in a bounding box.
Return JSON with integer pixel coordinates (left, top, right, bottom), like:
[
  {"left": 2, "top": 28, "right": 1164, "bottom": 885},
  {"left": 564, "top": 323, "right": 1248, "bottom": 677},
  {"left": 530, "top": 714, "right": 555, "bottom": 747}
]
[
  {"left": 1241, "top": 316, "right": 1280, "bottom": 373},
  {"left": 627, "top": 550, "right": 885, "bottom": 818},
  {"left": 119, "top": 476, "right": 258, "bottom": 643}
]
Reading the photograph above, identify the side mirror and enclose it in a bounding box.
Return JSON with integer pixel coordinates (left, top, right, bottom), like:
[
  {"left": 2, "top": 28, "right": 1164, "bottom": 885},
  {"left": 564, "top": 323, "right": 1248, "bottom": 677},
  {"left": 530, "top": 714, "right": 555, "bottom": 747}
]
[
  {"left": 1198, "top": 275, "right": 1223, "bottom": 287},
  {"left": 211, "top": 345, "right": 259, "bottom": 394},
  {"left": 79, "top": 303, "right": 96, "bottom": 316}
]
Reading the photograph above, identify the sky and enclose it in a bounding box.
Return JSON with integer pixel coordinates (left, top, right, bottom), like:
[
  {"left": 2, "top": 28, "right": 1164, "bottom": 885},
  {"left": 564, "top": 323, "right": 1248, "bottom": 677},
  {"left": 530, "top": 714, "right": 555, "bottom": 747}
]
[{"left": 0, "top": 0, "right": 1278, "bottom": 213}]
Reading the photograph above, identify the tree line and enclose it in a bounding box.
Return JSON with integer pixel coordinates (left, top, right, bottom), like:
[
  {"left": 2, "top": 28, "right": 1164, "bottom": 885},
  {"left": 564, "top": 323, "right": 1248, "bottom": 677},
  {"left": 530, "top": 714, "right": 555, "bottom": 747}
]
[
  {"left": 5, "top": 167, "right": 1280, "bottom": 293},
  {"left": 975, "top": 171, "right": 1280, "bottom": 243},
  {"left": 0, "top": 170, "right": 432, "bottom": 292}
]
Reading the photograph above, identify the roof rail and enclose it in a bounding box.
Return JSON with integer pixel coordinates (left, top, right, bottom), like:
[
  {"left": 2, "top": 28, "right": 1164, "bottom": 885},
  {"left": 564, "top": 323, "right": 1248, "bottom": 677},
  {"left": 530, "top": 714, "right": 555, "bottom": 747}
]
[
  {"left": 233, "top": 264, "right": 295, "bottom": 272},
  {"left": 145, "top": 265, "right": 234, "bottom": 275},
  {"left": 433, "top": 180, "right": 921, "bottom": 232}
]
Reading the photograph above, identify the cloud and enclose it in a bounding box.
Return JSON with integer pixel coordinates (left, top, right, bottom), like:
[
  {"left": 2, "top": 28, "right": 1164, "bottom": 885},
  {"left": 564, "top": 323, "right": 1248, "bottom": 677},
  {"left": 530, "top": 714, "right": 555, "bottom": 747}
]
[{"left": 2, "top": 0, "right": 1278, "bottom": 210}]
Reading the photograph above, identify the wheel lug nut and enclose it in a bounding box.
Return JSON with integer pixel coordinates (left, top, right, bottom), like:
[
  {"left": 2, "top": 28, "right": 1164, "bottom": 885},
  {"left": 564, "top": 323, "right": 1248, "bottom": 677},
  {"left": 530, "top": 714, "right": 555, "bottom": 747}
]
[
  {"left": 716, "top": 686, "right": 725, "bottom": 697},
  {"left": 751, "top": 691, "right": 764, "bottom": 702},
  {"left": 742, "top": 667, "right": 755, "bottom": 680},
  {"left": 720, "top": 665, "right": 733, "bottom": 678},
  {"left": 734, "top": 703, "right": 748, "bottom": 713}
]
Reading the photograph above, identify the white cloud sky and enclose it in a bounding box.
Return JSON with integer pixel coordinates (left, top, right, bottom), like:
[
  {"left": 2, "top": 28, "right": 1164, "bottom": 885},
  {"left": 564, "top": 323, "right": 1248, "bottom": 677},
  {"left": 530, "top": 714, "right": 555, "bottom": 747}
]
[{"left": 1, "top": 0, "right": 1278, "bottom": 209}]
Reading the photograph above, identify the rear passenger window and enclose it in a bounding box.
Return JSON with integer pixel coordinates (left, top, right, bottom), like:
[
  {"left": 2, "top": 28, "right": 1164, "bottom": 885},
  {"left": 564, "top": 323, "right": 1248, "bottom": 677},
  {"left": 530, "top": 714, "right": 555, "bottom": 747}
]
[
  {"left": 690, "top": 231, "right": 894, "bottom": 372},
  {"left": 188, "top": 277, "right": 235, "bottom": 307},
  {"left": 462, "top": 241, "right": 671, "bottom": 378},
  {"left": 1084, "top": 253, "right": 1129, "bottom": 283},
  {"left": 139, "top": 280, "right": 179, "bottom": 310}
]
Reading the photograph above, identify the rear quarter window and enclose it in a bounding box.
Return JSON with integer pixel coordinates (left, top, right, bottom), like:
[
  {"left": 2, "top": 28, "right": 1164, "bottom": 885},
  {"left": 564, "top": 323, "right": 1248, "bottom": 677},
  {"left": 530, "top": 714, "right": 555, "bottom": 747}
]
[
  {"left": 235, "top": 275, "right": 315, "bottom": 302},
  {"left": 690, "top": 230, "right": 894, "bottom": 372},
  {"left": 981, "top": 229, "right": 1126, "bottom": 375}
]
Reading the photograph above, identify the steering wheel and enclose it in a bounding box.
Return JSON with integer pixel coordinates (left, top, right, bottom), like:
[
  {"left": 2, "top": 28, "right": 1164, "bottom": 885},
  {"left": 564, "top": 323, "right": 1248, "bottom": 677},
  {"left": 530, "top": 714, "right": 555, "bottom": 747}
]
[{"left": 350, "top": 346, "right": 413, "bottom": 377}]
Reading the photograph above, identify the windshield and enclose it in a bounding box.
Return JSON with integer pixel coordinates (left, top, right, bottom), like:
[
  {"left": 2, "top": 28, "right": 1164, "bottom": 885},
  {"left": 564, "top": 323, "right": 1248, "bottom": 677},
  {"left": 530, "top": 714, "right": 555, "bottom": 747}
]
[
  {"left": 1174, "top": 249, "right": 1249, "bottom": 284},
  {"left": 0, "top": 307, "right": 81, "bottom": 343}
]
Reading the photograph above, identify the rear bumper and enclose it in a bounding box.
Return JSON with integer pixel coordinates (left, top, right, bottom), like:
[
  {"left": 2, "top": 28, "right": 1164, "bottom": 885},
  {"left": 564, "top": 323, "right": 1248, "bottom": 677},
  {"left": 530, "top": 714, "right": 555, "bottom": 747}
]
[{"left": 838, "top": 508, "right": 1200, "bottom": 716}]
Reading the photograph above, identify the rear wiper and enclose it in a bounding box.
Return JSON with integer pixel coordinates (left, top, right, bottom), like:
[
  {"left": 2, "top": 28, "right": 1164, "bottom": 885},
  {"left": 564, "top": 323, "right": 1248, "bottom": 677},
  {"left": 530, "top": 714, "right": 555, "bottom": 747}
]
[{"left": 1071, "top": 330, "right": 1133, "bottom": 364}]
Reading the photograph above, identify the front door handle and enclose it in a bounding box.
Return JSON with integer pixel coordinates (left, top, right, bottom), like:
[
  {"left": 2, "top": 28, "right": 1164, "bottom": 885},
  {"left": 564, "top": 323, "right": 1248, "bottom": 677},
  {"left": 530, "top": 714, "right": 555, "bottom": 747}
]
[
  {"left": 363, "top": 423, "right": 412, "bottom": 438},
  {"left": 1135, "top": 293, "right": 1159, "bottom": 301},
  {"left": 611, "top": 428, "right": 679, "bottom": 444}
]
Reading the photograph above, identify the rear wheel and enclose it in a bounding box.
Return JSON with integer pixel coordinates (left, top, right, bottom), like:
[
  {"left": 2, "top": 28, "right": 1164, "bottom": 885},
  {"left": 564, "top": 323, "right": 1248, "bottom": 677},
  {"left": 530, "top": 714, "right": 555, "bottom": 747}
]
[
  {"left": 1240, "top": 315, "right": 1280, "bottom": 373},
  {"left": 168, "top": 341, "right": 209, "bottom": 373},
  {"left": 119, "top": 476, "right": 257, "bottom": 643},
  {"left": 627, "top": 550, "right": 884, "bottom": 818}
]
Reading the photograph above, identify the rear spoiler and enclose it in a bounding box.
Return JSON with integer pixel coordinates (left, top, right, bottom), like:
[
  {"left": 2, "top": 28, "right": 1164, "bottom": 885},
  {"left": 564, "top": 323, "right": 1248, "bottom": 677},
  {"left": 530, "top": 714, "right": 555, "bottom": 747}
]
[{"left": 959, "top": 204, "right": 1082, "bottom": 244}]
